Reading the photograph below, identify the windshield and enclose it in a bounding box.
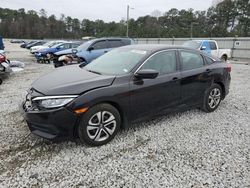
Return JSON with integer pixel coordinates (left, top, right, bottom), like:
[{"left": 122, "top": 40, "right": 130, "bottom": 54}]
[
  {"left": 46, "top": 41, "right": 64, "bottom": 47},
  {"left": 43, "top": 41, "right": 54, "bottom": 47},
  {"left": 183, "top": 41, "right": 201, "bottom": 49},
  {"left": 77, "top": 40, "right": 92, "bottom": 51},
  {"left": 83, "top": 48, "right": 147, "bottom": 75}
]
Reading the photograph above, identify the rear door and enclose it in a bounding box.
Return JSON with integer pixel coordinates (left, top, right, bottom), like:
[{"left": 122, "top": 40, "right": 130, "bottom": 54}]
[{"left": 179, "top": 50, "right": 212, "bottom": 106}]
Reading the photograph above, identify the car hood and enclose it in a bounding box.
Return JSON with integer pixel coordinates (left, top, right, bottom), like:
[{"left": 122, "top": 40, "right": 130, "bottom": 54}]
[
  {"left": 32, "top": 65, "right": 115, "bottom": 95},
  {"left": 39, "top": 48, "right": 54, "bottom": 53},
  {"left": 55, "top": 49, "right": 73, "bottom": 56}
]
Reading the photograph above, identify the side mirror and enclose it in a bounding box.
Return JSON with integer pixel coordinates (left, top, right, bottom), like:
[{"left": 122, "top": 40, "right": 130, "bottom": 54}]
[
  {"left": 88, "top": 46, "right": 94, "bottom": 51},
  {"left": 72, "top": 48, "right": 78, "bottom": 54},
  {"left": 201, "top": 46, "right": 206, "bottom": 50},
  {"left": 135, "top": 69, "right": 159, "bottom": 79}
]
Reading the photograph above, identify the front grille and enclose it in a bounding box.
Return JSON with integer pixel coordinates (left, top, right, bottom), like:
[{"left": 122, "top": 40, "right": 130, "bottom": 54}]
[{"left": 23, "top": 88, "right": 40, "bottom": 111}]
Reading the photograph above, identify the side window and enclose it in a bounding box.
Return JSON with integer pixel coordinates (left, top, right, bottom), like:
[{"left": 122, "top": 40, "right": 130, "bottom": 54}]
[
  {"left": 180, "top": 51, "right": 204, "bottom": 70},
  {"left": 141, "top": 51, "right": 177, "bottom": 75},
  {"left": 72, "top": 43, "right": 80, "bottom": 48},
  {"left": 122, "top": 39, "right": 131, "bottom": 45},
  {"left": 209, "top": 42, "right": 217, "bottom": 50},
  {"left": 204, "top": 56, "right": 214, "bottom": 65},
  {"left": 108, "top": 40, "right": 123, "bottom": 48},
  {"left": 92, "top": 41, "right": 107, "bottom": 50},
  {"left": 58, "top": 43, "right": 70, "bottom": 49}
]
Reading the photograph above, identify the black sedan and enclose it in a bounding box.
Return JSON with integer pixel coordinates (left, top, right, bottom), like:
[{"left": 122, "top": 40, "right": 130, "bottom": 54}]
[{"left": 20, "top": 45, "right": 231, "bottom": 146}]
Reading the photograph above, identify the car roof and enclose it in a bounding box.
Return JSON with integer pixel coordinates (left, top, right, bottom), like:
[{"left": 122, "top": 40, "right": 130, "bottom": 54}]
[
  {"left": 120, "top": 44, "right": 221, "bottom": 61},
  {"left": 90, "top": 37, "right": 132, "bottom": 42},
  {"left": 120, "top": 44, "right": 195, "bottom": 51}
]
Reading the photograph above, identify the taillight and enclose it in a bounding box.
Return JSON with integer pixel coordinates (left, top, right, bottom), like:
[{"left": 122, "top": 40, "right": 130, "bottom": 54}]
[
  {"left": 0, "top": 54, "right": 6, "bottom": 63},
  {"left": 226, "top": 63, "right": 231, "bottom": 73}
]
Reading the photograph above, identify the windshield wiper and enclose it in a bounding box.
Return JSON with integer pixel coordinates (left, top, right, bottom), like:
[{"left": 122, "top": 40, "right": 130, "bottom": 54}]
[{"left": 86, "top": 69, "right": 102, "bottom": 75}]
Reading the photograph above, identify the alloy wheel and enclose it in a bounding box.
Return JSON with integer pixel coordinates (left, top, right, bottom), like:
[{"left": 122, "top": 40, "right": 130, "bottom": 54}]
[
  {"left": 208, "top": 88, "right": 221, "bottom": 109},
  {"left": 87, "top": 111, "right": 117, "bottom": 142}
]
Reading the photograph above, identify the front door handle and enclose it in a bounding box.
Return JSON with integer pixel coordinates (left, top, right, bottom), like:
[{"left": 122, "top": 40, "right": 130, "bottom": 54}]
[
  {"left": 206, "top": 69, "right": 211, "bottom": 73},
  {"left": 104, "top": 51, "right": 108, "bottom": 53},
  {"left": 172, "top": 77, "right": 178, "bottom": 80}
]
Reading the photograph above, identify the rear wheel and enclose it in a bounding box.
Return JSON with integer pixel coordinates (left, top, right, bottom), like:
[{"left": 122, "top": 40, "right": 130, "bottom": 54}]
[
  {"left": 221, "top": 55, "right": 227, "bottom": 62},
  {"left": 202, "top": 84, "right": 222, "bottom": 112},
  {"left": 78, "top": 103, "right": 121, "bottom": 146}
]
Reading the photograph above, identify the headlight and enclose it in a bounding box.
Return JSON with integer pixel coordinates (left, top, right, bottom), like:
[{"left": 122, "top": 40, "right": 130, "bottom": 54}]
[{"left": 32, "top": 95, "right": 78, "bottom": 109}]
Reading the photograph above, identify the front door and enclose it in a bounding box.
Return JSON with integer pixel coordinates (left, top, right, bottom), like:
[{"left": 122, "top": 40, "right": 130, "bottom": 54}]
[{"left": 130, "top": 50, "right": 181, "bottom": 121}]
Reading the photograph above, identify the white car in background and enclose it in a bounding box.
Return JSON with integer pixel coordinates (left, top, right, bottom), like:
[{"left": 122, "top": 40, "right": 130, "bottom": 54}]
[
  {"left": 183, "top": 40, "right": 232, "bottom": 61},
  {"left": 30, "top": 40, "right": 66, "bottom": 54}
]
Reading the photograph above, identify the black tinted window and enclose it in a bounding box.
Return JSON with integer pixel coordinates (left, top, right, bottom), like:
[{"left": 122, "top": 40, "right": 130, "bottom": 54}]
[
  {"left": 209, "top": 42, "right": 217, "bottom": 50},
  {"left": 141, "top": 51, "right": 177, "bottom": 75},
  {"left": 108, "top": 40, "right": 123, "bottom": 48},
  {"left": 122, "top": 39, "right": 132, "bottom": 45},
  {"left": 180, "top": 51, "right": 204, "bottom": 70},
  {"left": 92, "top": 41, "right": 107, "bottom": 50}
]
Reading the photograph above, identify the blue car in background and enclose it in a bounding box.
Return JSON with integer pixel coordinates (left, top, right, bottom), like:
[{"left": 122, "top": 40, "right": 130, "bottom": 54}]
[
  {"left": 35, "top": 42, "right": 79, "bottom": 63},
  {"left": 0, "top": 35, "right": 4, "bottom": 50},
  {"left": 74, "top": 38, "right": 134, "bottom": 64}
]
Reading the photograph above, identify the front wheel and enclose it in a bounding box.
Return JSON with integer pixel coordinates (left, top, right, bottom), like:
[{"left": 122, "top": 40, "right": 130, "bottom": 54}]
[
  {"left": 78, "top": 103, "right": 121, "bottom": 146},
  {"left": 202, "top": 84, "right": 222, "bottom": 112}
]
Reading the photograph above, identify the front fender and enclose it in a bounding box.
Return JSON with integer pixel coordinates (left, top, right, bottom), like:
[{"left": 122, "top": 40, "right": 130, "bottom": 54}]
[
  {"left": 76, "top": 51, "right": 90, "bottom": 63},
  {"left": 68, "top": 84, "right": 131, "bottom": 128}
]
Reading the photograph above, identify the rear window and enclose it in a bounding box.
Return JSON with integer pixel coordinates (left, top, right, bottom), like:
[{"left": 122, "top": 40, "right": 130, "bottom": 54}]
[
  {"left": 180, "top": 51, "right": 204, "bottom": 70},
  {"left": 209, "top": 42, "right": 217, "bottom": 50},
  {"left": 122, "top": 39, "right": 132, "bottom": 45},
  {"left": 108, "top": 40, "right": 124, "bottom": 48}
]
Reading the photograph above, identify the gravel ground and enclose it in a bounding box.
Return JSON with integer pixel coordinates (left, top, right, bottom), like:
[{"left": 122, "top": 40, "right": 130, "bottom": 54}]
[{"left": 0, "top": 41, "right": 250, "bottom": 187}]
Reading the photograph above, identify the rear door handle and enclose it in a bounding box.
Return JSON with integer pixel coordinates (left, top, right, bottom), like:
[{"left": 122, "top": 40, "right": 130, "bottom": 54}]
[
  {"left": 104, "top": 51, "right": 108, "bottom": 53},
  {"left": 172, "top": 77, "right": 178, "bottom": 80}
]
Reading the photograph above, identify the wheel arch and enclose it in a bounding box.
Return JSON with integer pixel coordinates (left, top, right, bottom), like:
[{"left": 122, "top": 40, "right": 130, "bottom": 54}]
[
  {"left": 221, "top": 54, "right": 228, "bottom": 61},
  {"left": 97, "top": 101, "right": 128, "bottom": 130},
  {"left": 73, "top": 100, "right": 128, "bottom": 137},
  {"left": 213, "top": 81, "right": 226, "bottom": 99}
]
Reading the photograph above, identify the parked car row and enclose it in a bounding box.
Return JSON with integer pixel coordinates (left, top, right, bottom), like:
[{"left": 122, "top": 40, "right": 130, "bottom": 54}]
[{"left": 22, "top": 37, "right": 134, "bottom": 68}]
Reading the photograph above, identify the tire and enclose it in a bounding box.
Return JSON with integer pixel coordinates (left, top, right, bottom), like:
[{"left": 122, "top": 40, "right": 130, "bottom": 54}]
[
  {"left": 202, "top": 83, "right": 222, "bottom": 113},
  {"left": 221, "top": 55, "right": 227, "bottom": 62},
  {"left": 78, "top": 103, "right": 121, "bottom": 146},
  {"left": 37, "top": 59, "right": 44, "bottom": 64}
]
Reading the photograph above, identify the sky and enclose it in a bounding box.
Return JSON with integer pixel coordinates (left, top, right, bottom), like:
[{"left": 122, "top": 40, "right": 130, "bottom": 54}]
[{"left": 0, "top": 0, "right": 214, "bottom": 22}]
